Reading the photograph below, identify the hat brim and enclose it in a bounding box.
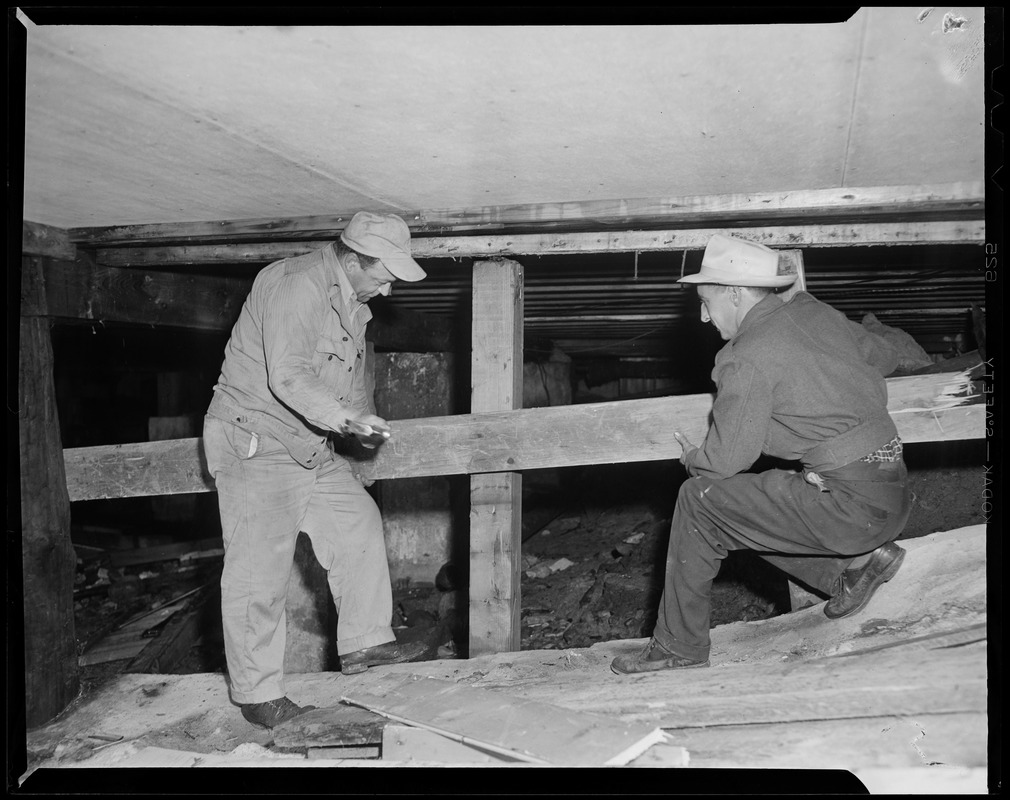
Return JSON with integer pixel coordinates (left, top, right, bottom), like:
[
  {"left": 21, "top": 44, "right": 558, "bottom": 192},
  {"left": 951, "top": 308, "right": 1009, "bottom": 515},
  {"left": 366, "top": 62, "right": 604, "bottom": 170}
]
[
  {"left": 678, "top": 270, "right": 796, "bottom": 288},
  {"left": 379, "top": 251, "right": 427, "bottom": 282}
]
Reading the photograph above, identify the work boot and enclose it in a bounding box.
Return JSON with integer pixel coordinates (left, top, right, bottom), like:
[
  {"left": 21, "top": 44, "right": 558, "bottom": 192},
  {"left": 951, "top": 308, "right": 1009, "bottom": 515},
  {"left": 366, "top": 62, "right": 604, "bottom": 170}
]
[
  {"left": 240, "top": 697, "right": 316, "bottom": 729},
  {"left": 824, "top": 542, "right": 906, "bottom": 619},
  {"left": 340, "top": 640, "right": 428, "bottom": 675},
  {"left": 610, "top": 638, "right": 709, "bottom": 675}
]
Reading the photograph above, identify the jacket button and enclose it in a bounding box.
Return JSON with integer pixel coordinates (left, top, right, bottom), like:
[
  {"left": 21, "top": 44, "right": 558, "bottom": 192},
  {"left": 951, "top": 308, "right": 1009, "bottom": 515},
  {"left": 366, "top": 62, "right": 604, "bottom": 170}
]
[
  {"left": 343, "top": 336, "right": 349, "bottom": 341},
  {"left": 328, "top": 355, "right": 333, "bottom": 361}
]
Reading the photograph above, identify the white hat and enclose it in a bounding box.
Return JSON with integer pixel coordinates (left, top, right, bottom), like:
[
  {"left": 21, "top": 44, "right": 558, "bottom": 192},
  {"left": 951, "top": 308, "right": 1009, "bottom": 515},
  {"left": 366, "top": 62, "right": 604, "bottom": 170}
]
[
  {"left": 678, "top": 234, "right": 795, "bottom": 288},
  {"left": 340, "top": 212, "right": 427, "bottom": 282}
]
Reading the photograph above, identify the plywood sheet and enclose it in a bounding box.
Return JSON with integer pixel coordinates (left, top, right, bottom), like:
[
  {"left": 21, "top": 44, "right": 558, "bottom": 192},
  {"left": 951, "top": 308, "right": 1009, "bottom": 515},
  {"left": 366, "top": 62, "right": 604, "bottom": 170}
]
[{"left": 341, "top": 674, "right": 667, "bottom": 766}]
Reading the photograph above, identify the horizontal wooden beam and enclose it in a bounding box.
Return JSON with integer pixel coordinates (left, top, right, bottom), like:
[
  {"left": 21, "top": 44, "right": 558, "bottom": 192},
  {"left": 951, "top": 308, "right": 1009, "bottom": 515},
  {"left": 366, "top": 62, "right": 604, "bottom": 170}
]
[
  {"left": 23, "top": 221, "right": 76, "bottom": 260},
  {"left": 68, "top": 182, "right": 984, "bottom": 246},
  {"left": 63, "top": 373, "right": 983, "bottom": 501},
  {"left": 39, "top": 257, "right": 456, "bottom": 349},
  {"left": 41, "top": 254, "right": 250, "bottom": 331},
  {"left": 93, "top": 221, "right": 985, "bottom": 267}
]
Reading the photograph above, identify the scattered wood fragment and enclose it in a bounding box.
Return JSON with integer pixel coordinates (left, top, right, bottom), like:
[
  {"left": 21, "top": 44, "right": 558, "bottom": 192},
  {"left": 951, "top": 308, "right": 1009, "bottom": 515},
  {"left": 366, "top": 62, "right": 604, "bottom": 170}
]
[
  {"left": 341, "top": 674, "right": 668, "bottom": 766},
  {"left": 271, "top": 704, "right": 388, "bottom": 751}
]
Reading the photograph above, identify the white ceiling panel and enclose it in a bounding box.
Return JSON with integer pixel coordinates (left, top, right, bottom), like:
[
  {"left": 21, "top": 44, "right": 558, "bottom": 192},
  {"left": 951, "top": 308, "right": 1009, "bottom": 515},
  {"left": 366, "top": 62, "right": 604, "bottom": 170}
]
[{"left": 18, "top": 10, "right": 986, "bottom": 229}]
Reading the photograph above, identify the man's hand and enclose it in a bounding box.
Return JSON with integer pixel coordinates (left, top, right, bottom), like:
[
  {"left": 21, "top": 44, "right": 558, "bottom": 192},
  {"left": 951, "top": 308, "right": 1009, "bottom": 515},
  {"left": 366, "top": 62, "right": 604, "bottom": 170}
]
[
  {"left": 673, "top": 431, "right": 698, "bottom": 466},
  {"left": 343, "top": 412, "right": 392, "bottom": 449}
]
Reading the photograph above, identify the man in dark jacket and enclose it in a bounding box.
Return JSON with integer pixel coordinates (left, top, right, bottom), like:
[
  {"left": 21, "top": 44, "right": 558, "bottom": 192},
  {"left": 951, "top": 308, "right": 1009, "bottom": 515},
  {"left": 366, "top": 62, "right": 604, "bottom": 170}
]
[{"left": 612, "top": 233, "right": 911, "bottom": 674}]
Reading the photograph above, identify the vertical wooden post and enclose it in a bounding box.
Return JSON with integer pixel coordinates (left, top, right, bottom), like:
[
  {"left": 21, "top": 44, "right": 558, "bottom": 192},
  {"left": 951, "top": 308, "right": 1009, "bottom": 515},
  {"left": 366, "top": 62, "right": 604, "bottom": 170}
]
[
  {"left": 19, "top": 256, "right": 80, "bottom": 727},
  {"left": 469, "top": 259, "right": 524, "bottom": 655}
]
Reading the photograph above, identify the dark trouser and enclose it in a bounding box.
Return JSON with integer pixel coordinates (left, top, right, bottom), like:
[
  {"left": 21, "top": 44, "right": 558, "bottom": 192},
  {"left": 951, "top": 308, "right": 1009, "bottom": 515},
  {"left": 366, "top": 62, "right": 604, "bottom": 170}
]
[{"left": 655, "top": 459, "right": 911, "bottom": 661}]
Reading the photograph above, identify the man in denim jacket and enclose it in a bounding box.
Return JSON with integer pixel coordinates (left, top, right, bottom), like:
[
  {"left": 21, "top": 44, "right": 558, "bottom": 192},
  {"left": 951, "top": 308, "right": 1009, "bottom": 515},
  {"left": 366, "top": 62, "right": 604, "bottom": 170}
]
[
  {"left": 204, "top": 212, "right": 428, "bottom": 726},
  {"left": 613, "top": 234, "right": 911, "bottom": 675}
]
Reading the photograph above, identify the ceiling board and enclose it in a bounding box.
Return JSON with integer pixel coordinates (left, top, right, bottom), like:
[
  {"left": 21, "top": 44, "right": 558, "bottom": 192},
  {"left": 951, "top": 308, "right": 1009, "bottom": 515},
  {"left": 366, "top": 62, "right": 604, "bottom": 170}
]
[{"left": 20, "top": 12, "right": 985, "bottom": 229}]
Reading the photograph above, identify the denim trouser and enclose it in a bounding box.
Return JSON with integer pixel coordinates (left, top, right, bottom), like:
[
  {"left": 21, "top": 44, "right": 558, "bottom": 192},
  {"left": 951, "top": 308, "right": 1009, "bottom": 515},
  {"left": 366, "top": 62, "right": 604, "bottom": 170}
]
[
  {"left": 204, "top": 415, "right": 395, "bottom": 704},
  {"left": 655, "top": 458, "right": 911, "bottom": 662}
]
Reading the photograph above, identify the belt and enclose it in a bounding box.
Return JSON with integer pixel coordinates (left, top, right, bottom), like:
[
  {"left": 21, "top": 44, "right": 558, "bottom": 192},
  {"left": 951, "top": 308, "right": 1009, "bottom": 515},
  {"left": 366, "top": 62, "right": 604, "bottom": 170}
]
[
  {"left": 858, "top": 435, "right": 903, "bottom": 463},
  {"left": 805, "top": 435, "right": 904, "bottom": 491}
]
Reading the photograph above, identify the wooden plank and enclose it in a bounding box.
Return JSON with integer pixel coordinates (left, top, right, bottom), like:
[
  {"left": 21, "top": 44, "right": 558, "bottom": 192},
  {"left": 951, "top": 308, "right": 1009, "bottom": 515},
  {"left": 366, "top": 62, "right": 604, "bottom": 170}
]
[
  {"left": 469, "top": 259, "right": 524, "bottom": 657},
  {"left": 23, "top": 220, "right": 76, "bottom": 260},
  {"left": 107, "top": 537, "right": 223, "bottom": 568},
  {"left": 271, "top": 704, "right": 389, "bottom": 749},
  {"left": 126, "top": 603, "right": 206, "bottom": 674},
  {"left": 41, "top": 256, "right": 454, "bottom": 349},
  {"left": 68, "top": 182, "right": 984, "bottom": 245},
  {"left": 78, "top": 604, "right": 184, "bottom": 666},
  {"left": 670, "top": 713, "right": 986, "bottom": 771},
  {"left": 532, "top": 645, "right": 986, "bottom": 729},
  {"left": 341, "top": 675, "right": 667, "bottom": 766},
  {"left": 19, "top": 257, "right": 80, "bottom": 727},
  {"left": 41, "top": 254, "right": 250, "bottom": 331},
  {"left": 307, "top": 746, "right": 380, "bottom": 760},
  {"left": 62, "top": 383, "right": 984, "bottom": 502},
  {"left": 92, "top": 220, "right": 986, "bottom": 265},
  {"left": 381, "top": 725, "right": 515, "bottom": 764}
]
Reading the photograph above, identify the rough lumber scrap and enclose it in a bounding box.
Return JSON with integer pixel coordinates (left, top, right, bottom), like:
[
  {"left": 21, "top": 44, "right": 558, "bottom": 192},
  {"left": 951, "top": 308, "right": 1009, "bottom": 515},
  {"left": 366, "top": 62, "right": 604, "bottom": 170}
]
[
  {"left": 62, "top": 371, "right": 983, "bottom": 502},
  {"left": 271, "top": 704, "right": 389, "bottom": 750},
  {"left": 69, "top": 182, "right": 984, "bottom": 244},
  {"left": 93, "top": 220, "right": 985, "bottom": 265},
  {"left": 340, "top": 674, "right": 669, "bottom": 766}
]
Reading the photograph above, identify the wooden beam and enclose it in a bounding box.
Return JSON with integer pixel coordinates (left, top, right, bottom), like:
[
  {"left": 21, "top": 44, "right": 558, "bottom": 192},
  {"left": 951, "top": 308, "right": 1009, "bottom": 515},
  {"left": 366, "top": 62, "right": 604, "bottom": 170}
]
[
  {"left": 62, "top": 374, "right": 983, "bottom": 502},
  {"left": 469, "top": 259, "right": 524, "bottom": 656},
  {"left": 41, "top": 253, "right": 250, "bottom": 331},
  {"left": 19, "top": 256, "right": 80, "bottom": 726},
  {"left": 23, "top": 220, "right": 76, "bottom": 260},
  {"left": 39, "top": 256, "right": 455, "bottom": 349},
  {"left": 93, "top": 220, "right": 986, "bottom": 266},
  {"left": 68, "top": 182, "right": 984, "bottom": 245}
]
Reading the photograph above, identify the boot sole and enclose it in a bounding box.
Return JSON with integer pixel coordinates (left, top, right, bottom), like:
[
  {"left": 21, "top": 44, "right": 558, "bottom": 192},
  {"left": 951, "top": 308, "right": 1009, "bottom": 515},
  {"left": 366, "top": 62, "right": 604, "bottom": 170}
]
[{"left": 610, "top": 658, "right": 710, "bottom": 675}]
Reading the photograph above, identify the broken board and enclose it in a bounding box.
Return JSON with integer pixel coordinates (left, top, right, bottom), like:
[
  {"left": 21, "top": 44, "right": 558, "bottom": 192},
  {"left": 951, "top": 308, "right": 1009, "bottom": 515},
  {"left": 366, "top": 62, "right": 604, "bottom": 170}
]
[{"left": 341, "top": 674, "right": 667, "bottom": 766}]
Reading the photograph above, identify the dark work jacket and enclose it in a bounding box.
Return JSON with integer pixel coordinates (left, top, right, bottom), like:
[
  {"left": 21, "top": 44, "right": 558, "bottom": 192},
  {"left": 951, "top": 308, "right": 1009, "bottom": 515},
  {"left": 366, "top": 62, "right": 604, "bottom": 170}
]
[{"left": 684, "top": 292, "right": 900, "bottom": 479}]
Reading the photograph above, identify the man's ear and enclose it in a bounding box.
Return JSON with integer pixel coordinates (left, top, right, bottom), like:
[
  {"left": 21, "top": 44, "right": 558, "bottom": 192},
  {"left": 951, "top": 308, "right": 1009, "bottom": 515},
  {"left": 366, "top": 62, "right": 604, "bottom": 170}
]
[{"left": 343, "top": 252, "right": 361, "bottom": 274}]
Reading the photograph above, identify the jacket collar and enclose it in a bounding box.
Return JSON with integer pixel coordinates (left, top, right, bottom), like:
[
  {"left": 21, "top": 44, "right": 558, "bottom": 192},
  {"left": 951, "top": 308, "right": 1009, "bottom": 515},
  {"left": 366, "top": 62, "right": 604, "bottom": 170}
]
[
  {"left": 322, "top": 243, "right": 373, "bottom": 324},
  {"left": 733, "top": 291, "right": 786, "bottom": 340}
]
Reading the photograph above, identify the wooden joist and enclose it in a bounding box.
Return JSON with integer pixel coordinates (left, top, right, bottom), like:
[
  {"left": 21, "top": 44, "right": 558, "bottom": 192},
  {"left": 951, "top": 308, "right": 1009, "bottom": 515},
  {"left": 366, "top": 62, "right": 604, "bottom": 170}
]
[
  {"left": 38, "top": 254, "right": 456, "bottom": 348},
  {"left": 22, "top": 221, "right": 76, "bottom": 260},
  {"left": 92, "top": 220, "right": 985, "bottom": 266},
  {"left": 62, "top": 372, "right": 982, "bottom": 502},
  {"left": 67, "top": 182, "right": 984, "bottom": 245}
]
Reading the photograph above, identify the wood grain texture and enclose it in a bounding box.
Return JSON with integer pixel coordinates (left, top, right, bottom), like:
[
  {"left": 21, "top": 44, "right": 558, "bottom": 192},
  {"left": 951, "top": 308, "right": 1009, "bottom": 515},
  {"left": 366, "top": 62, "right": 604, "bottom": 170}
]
[
  {"left": 62, "top": 378, "right": 983, "bottom": 502},
  {"left": 23, "top": 220, "right": 76, "bottom": 260},
  {"left": 93, "top": 220, "right": 986, "bottom": 265},
  {"left": 19, "top": 258, "right": 80, "bottom": 726},
  {"left": 469, "top": 260, "right": 524, "bottom": 656},
  {"left": 341, "top": 674, "right": 666, "bottom": 766},
  {"left": 68, "top": 182, "right": 984, "bottom": 245}
]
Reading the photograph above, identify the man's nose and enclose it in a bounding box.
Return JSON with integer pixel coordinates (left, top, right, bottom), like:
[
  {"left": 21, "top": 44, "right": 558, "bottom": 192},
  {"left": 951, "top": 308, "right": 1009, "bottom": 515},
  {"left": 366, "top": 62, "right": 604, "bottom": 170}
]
[
  {"left": 379, "top": 283, "right": 392, "bottom": 297},
  {"left": 700, "top": 308, "right": 710, "bottom": 323}
]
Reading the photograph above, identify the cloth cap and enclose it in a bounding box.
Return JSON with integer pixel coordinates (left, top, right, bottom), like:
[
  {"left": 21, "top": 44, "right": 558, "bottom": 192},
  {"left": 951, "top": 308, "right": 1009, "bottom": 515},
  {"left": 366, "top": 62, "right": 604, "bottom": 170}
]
[
  {"left": 678, "top": 233, "right": 795, "bottom": 288},
  {"left": 340, "top": 212, "right": 427, "bottom": 282}
]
